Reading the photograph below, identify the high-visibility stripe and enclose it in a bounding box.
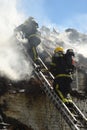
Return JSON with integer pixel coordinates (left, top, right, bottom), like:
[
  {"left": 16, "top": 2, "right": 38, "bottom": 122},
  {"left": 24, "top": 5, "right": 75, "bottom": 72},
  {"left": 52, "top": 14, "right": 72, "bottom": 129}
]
[
  {"left": 56, "top": 74, "right": 71, "bottom": 78},
  {"left": 32, "top": 47, "right": 37, "bottom": 61},
  {"left": 56, "top": 85, "right": 68, "bottom": 103},
  {"left": 55, "top": 84, "right": 72, "bottom": 103},
  {"left": 50, "top": 62, "right": 56, "bottom": 66},
  {"left": 29, "top": 34, "right": 39, "bottom": 39}
]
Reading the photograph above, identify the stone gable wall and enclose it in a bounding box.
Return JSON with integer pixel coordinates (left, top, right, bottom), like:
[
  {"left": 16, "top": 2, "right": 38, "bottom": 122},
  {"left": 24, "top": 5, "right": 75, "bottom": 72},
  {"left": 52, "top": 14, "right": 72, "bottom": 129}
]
[{"left": 0, "top": 91, "right": 87, "bottom": 130}]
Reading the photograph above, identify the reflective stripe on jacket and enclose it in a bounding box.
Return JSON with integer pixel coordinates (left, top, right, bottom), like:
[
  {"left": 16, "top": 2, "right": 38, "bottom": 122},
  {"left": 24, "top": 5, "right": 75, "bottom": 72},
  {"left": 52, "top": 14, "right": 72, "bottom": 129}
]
[{"left": 55, "top": 74, "right": 71, "bottom": 78}]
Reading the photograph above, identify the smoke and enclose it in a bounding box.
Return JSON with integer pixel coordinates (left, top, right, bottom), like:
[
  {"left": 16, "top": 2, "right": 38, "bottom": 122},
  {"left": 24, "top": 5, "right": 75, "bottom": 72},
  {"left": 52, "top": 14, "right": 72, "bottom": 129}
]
[
  {"left": 0, "top": 0, "right": 33, "bottom": 81},
  {"left": 0, "top": 40, "right": 33, "bottom": 81},
  {"left": 0, "top": 0, "right": 25, "bottom": 42}
]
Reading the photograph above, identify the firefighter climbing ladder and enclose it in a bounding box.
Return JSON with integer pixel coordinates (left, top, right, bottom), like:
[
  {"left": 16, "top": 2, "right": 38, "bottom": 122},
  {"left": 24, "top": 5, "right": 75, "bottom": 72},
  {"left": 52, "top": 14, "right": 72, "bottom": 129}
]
[{"left": 32, "top": 57, "right": 87, "bottom": 130}]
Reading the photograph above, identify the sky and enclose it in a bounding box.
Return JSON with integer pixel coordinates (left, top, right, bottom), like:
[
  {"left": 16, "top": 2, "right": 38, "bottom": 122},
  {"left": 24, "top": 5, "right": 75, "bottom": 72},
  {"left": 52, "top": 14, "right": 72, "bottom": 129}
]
[{"left": 18, "top": 0, "right": 87, "bottom": 33}]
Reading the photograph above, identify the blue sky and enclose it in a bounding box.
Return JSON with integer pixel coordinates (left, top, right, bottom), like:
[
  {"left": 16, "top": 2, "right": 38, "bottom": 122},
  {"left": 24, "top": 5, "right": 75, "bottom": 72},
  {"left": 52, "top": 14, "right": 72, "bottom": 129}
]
[{"left": 18, "top": 0, "right": 87, "bottom": 33}]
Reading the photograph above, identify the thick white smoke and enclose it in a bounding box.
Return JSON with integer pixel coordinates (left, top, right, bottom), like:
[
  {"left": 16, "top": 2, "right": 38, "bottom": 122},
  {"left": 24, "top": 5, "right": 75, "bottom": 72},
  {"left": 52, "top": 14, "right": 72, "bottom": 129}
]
[
  {"left": 39, "top": 27, "right": 87, "bottom": 68},
  {"left": 0, "top": 0, "right": 25, "bottom": 42},
  {"left": 0, "top": 0, "right": 33, "bottom": 81}
]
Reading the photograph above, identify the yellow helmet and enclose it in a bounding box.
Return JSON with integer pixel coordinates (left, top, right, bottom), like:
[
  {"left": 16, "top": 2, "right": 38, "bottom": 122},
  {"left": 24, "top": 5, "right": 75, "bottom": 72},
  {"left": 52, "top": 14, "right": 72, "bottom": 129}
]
[{"left": 54, "top": 46, "right": 64, "bottom": 53}]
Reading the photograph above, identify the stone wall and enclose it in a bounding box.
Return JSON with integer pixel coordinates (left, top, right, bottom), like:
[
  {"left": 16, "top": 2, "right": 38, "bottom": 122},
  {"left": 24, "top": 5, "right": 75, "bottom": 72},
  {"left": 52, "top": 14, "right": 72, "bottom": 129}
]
[{"left": 0, "top": 90, "right": 86, "bottom": 130}]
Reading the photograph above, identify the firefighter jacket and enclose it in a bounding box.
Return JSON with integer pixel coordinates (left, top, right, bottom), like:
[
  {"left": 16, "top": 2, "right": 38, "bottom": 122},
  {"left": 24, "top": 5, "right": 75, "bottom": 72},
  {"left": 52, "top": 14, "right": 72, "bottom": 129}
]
[{"left": 49, "top": 52, "right": 72, "bottom": 78}]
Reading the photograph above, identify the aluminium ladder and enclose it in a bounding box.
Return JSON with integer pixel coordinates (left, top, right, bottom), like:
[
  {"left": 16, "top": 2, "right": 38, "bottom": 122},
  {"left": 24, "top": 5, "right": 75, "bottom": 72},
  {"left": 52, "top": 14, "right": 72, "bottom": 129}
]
[{"left": 32, "top": 57, "right": 87, "bottom": 130}]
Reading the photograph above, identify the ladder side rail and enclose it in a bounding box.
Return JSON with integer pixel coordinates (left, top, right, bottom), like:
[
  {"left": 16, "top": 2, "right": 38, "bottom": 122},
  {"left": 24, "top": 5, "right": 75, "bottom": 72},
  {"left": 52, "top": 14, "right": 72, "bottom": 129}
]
[
  {"left": 34, "top": 59, "right": 87, "bottom": 123},
  {"left": 38, "top": 57, "right": 54, "bottom": 79},
  {"left": 34, "top": 70, "right": 80, "bottom": 130},
  {"left": 72, "top": 101, "right": 87, "bottom": 124},
  {"left": 33, "top": 58, "right": 87, "bottom": 129},
  {"left": 37, "top": 58, "right": 87, "bottom": 124},
  {"left": 34, "top": 63, "right": 78, "bottom": 123}
]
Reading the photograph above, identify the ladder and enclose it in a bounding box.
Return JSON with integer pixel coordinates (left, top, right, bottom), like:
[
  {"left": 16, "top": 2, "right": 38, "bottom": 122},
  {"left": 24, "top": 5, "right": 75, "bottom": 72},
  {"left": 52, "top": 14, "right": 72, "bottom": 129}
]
[{"left": 32, "top": 57, "right": 87, "bottom": 130}]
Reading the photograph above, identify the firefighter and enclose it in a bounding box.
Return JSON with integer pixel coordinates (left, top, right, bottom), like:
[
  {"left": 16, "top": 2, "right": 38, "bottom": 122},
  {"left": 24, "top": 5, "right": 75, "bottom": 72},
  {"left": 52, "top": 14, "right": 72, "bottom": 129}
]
[
  {"left": 14, "top": 17, "right": 41, "bottom": 62},
  {"left": 14, "top": 17, "right": 39, "bottom": 38},
  {"left": 50, "top": 46, "right": 75, "bottom": 105}
]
